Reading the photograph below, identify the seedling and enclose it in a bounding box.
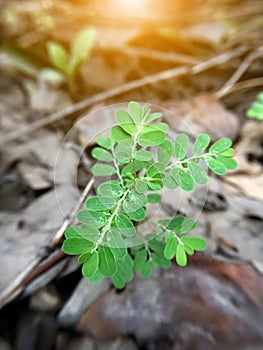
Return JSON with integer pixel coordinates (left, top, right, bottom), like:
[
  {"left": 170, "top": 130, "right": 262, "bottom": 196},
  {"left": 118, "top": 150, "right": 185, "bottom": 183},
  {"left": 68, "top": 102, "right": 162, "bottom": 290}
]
[
  {"left": 46, "top": 27, "right": 96, "bottom": 97},
  {"left": 246, "top": 91, "right": 263, "bottom": 121},
  {"left": 62, "top": 102, "right": 237, "bottom": 289}
]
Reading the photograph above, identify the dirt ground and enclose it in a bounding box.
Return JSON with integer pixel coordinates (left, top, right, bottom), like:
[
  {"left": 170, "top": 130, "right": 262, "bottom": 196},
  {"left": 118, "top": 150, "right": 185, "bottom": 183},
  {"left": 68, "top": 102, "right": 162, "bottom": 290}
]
[{"left": 0, "top": 1, "right": 263, "bottom": 349}]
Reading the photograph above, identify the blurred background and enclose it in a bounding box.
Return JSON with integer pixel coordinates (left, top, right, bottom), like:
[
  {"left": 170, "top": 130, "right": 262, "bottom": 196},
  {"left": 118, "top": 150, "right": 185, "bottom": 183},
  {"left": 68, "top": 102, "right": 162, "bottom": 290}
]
[{"left": 0, "top": 0, "right": 263, "bottom": 349}]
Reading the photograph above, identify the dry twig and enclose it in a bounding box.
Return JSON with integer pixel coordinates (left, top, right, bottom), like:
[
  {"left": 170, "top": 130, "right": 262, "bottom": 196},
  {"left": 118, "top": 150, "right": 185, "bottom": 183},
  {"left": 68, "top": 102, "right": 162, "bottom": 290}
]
[
  {"left": 0, "top": 45, "right": 247, "bottom": 147},
  {"left": 0, "top": 178, "right": 94, "bottom": 309}
]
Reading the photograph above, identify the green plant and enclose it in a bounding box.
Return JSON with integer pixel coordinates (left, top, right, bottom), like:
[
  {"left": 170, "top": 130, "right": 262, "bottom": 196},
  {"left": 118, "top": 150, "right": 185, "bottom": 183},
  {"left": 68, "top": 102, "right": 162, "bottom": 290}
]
[
  {"left": 45, "top": 27, "right": 96, "bottom": 96},
  {"left": 246, "top": 91, "right": 263, "bottom": 121},
  {"left": 62, "top": 102, "right": 237, "bottom": 289}
]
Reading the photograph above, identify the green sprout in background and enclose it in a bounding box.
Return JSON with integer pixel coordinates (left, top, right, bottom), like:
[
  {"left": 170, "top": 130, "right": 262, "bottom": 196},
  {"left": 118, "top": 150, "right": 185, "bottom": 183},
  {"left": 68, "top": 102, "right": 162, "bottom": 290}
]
[
  {"left": 62, "top": 102, "right": 238, "bottom": 289},
  {"left": 45, "top": 27, "right": 96, "bottom": 97},
  {"left": 246, "top": 91, "right": 263, "bottom": 121}
]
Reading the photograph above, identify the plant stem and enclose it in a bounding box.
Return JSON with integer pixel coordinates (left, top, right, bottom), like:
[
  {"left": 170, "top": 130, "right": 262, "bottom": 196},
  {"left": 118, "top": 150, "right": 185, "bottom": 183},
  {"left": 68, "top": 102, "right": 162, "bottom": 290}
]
[
  {"left": 166, "top": 152, "right": 212, "bottom": 170},
  {"left": 92, "top": 189, "right": 130, "bottom": 252}
]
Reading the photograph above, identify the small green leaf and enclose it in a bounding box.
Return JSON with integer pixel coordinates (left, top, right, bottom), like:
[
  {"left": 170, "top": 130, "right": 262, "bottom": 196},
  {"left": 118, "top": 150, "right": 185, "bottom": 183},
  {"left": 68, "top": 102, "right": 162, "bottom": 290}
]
[
  {"left": 216, "top": 155, "right": 238, "bottom": 170},
  {"left": 163, "top": 173, "right": 179, "bottom": 189},
  {"left": 115, "top": 109, "right": 136, "bottom": 135},
  {"left": 205, "top": 156, "right": 226, "bottom": 175},
  {"left": 158, "top": 140, "right": 172, "bottom": 166},
  {"left": 167, "top": 216, "right": 196, "bottom": 234},
  {"left": 138, "top": 131, "right": 166, "bottom": 147},
  {"left": 87, "top": 269, "right": 104, "bottom": 284},
  {"left": 112, "top": 255, "right": 134, "bottom": 289},
  {"left": 164, "top": 236, "right": 177, "bottom": 259},
  {"left": 174, "top": 134, "right": 189, "bottom": 160},
  {"left": 147, "top": 193, "right": 162, "bottom": 203},
  {"left": 115, "top": 140, "right": 133, "bottom": 164},
  {"left": 134, "top": 250, "right": 147, "bottom": 271},
  {"left": 91, "top": 164, "right": 116, "bottom": 176},
  {"left": 128, "top": 101, "right": 143, "bottom": 124},
  {"left": 107, "top": 229, "right": 127, "bottom": 258},
  {"left": 170, "top": 167, "right": 195, "bottom": 191},
  {"left": 176, "top": 244, "right": 187, "bottom": 266},
  {"left": 135, "top": 179, "right": 148, "bottom": 193},
  {"left": 96, "top": 136, "right": 112, "bottom": 149},
  {"left": 140, "top": 260, "right": 152, "bottom": 278},
  {"left": 73, "top": 226, "right": 100, "bottom": 242},
  {"left": 209, "top": 137, "right": 232, "bottom": 154},
  {"left": 97, "top": 181, "right": 123, "bottom": 198},
  {"left": 65, "top": 227, "right": 82, "bottom": 239},
  {"left": 68, "top": 27, "right": 96, "bottom": 75},
  {"left": 125, "top": 207, "right": 146, "bottom": 222},
  {"left": 181, "top": 236, "right": 206, "bottom": 251},
  {"left": 82, "top": 251, "right": 99, "bottom": 277},
  {"left": 146, "top": 163, "right": 165, "bottom": 177},
  {"left": 188, "top": 162, "right": 209, "bottom": 185},
  {"left": 134, "top": 150, "right": 153, "bottom": 161},
  {"left": 110, "top": 126, "right": 131, "bottom": 142},
  {"left": 220, "top": 148, "right": 235, "bottom": 157},
  {"left": 128, "top": 190, "right": 147, "bottom": 207},
  {"left": 121, "top": 160, "right": 144, "bottom": 177},
  {"left": 91, "top": 147, "right": 113, "bottom": 162},
  {"left": 115, "top": 213, "right": 136, "bottom": 237},
  {"left": 98, "top": 246, "right": 117, "bottom": 277},
  {"left": 85, "top": 196, "right": 116, "bottom": 211},
  {"left": 143, "top": 122, "right": 169, "bottom": 133},
  {"left": 78, "top": 251, "right": 90, "bottom": 264},
  {"left": 77, "top": 211, "right": 107, "bottom": 227},
  {"left": 47, "top": 41, "right": 68, "bottom": 72},
  {"left": 62, "top": 237, "right": 95, "bottom": 255},
  {"left": 193, "top": 134, "right": 210, "bottom": 155},
  {"left": 144, "top": 112, "right": 162, "bottom": 123}
]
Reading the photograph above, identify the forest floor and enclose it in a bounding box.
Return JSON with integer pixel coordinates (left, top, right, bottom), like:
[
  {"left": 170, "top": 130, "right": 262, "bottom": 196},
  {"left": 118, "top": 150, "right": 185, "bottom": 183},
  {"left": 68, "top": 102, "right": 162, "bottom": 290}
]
[{"left": 0, "top": 1, "right": 263, "bottom": 349}]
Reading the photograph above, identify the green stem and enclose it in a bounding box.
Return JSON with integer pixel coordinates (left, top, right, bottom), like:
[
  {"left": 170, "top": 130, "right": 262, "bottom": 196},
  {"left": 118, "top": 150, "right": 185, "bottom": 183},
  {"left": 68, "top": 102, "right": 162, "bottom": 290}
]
[
  {"left": 111, "top": 146, "right": 124, "bottom": 187},
  {"left": 92, "top": 189, "right": 130, "bottom": 252},
  {"left": 166, "top": 152, "right": 213, "bottom": 170}
]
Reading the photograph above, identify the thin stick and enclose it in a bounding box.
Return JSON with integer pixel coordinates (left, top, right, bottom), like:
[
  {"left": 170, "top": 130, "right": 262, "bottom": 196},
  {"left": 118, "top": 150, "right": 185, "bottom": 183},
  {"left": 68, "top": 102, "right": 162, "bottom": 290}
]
[
  {"left": 0, "top": 45, "right": 247, "bottom": 147},
  {"left": 0, "top": 178, "right": 94, "bottom": 309},
  {"left": 215, "top": 47, "right": 263, "bottom": 98},
  {"left": 217, "top": 77, "right": 263, "bottom": 98}
]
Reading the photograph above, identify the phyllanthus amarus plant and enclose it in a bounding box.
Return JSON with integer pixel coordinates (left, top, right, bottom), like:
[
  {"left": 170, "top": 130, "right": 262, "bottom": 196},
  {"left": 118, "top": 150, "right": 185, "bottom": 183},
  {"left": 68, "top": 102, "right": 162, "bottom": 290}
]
[{"left": 62, "top": 102, "right": 237, "bottom": 289}]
